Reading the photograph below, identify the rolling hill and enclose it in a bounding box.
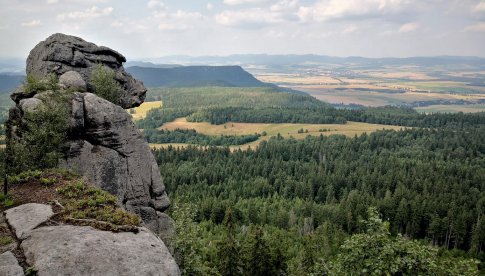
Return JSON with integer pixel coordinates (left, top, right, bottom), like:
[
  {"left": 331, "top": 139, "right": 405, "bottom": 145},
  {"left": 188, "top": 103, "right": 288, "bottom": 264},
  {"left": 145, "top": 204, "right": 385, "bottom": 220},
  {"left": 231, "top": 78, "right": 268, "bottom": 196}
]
[{"left": 126, "top": 65, "right": 268, "bottom": 87}]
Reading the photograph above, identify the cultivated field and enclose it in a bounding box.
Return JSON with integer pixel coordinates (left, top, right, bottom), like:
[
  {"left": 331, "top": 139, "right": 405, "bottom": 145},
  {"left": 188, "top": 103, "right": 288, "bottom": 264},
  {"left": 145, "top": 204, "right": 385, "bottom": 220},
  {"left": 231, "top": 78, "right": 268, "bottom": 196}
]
[
  {"left": 155, "top": 117, "right": 404, "bottom": 150},
  {"left": 129, "top": 101, "right": 162, "bottom": 120},
  {"left": 255, "top": 67, "right": 485, "bottom": 113}
]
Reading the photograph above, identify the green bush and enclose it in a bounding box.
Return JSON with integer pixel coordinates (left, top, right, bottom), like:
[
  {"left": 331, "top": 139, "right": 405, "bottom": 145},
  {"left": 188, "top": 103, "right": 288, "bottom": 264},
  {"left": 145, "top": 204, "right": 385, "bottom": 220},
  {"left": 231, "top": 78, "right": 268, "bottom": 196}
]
[
  {"left": 91, "top": 64, "right": 121, "bottom": 104},
  {"left": 23, "top": 74, "right": 59, "bottom": 93},
  {"left": 7, "top": 90, "right": 70, "bottom": 174}
]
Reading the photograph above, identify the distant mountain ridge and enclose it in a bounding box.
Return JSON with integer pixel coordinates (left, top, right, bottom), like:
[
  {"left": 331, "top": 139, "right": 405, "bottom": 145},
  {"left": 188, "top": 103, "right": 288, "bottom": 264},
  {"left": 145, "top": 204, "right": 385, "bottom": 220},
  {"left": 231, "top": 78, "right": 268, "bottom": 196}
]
[
  {"left": 146, "top": 54, "right": 485, "bottom": 68},
  {"left": 126, "top": 65, "right": 268, "bottom": 87}
]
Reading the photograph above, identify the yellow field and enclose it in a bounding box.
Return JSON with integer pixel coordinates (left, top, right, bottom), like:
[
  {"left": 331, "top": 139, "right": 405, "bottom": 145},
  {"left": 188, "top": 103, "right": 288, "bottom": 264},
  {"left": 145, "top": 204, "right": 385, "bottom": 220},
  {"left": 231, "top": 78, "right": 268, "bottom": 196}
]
[
  {"left": 361, "top": 71, "right": 437, "bottom": 80},
  {"left": 162, "top": 118, "right": 402, "bottom": 137},
  {"left": 257, "top": 74, "right": 342, "bottom": 85},
  {"left": 128, "top": 101, "right": 163, "bottom": 120},
  {"left": 157, "top": 118, "right": 404, "bottom": 150}
]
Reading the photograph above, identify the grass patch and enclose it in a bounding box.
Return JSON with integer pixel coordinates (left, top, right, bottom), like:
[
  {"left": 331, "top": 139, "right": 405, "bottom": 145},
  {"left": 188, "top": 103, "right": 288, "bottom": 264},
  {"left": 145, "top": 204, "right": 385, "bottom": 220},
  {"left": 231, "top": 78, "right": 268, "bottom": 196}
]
[
  {"left": 128, "top": 100, "right": 163, "bottom": 121},
  {"left": 157, "top": 118, "right": 405, "bottom": 151},
  {"left": 161, "top": 118, "right": 403, "bottom": 138},
  {"left": 8, "top": 168, "right": 78, "bottom": 186},
  {"left": 57, "top": 180, "right": 141, "bottom": 230},
  {"left": 0, "top": 235, "right": 14, "bottom": 246},
  {"left": 0, "top": 193, "right": 14, "bottom": 208},
  {"left": 3, "top": 169, "right": 140, "bottom": 232}
]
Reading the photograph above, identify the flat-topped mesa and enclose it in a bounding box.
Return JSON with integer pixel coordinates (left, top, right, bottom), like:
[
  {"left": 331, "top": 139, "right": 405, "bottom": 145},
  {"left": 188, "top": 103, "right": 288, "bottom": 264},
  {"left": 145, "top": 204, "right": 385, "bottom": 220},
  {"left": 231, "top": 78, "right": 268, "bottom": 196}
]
[{"left": 24, "top": 33, "right": 146, "bottom": 109}]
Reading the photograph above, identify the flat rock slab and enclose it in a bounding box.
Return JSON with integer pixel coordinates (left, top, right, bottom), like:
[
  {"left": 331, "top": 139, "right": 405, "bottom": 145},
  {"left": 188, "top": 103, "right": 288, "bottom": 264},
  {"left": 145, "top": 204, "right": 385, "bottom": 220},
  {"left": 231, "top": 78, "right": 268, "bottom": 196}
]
[
  {"left": 0, "top": 251, "right": 24, "bottom": 276},
  {"left": 21, "top": 225, "right": 180, "bottom": 276},
  {"left": 4, "top": 203, "right": 54, "bottom": 239}
]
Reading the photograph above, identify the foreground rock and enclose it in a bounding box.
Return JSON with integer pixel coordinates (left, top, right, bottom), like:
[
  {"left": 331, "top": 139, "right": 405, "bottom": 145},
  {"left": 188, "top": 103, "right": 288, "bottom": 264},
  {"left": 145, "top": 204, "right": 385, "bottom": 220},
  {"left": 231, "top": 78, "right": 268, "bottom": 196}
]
[
  {"left": 22, "top": 225, "right": 179, "bottom": 276},
  {"left": 4, "top": 203, "right": 54, "bottom": 239},
  {"left": 0, "top": 251, "right": 23, "bottom": 276}
]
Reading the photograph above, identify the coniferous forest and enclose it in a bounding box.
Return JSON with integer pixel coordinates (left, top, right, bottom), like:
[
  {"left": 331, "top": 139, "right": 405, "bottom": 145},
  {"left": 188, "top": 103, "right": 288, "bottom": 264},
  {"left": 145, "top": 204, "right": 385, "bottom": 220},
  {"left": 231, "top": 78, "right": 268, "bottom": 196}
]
[{"left": 154, "top": 120, "right": 485, "bottom": 275}]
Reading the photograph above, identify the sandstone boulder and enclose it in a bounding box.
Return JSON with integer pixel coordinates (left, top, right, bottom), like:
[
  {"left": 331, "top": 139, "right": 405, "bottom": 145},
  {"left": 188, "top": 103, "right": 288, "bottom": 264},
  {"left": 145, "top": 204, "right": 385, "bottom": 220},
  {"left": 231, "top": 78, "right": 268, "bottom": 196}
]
[
  {"left": 4, "top": 203, "right": 54, "bottom": 239},
  {"left": 21, "top": 225, "right": 180, "bottom": 276},
  {"left": 59, "top": 71, "right": 86, "bottom": 92}
]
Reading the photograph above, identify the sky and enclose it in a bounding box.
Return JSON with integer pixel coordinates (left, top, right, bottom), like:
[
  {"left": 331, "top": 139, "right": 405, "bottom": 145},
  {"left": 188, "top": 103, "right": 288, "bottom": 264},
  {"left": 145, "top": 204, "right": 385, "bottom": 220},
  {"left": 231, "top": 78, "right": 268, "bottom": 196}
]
[{"left": 0, "top": 0, "right": 484, "bottom": 59}]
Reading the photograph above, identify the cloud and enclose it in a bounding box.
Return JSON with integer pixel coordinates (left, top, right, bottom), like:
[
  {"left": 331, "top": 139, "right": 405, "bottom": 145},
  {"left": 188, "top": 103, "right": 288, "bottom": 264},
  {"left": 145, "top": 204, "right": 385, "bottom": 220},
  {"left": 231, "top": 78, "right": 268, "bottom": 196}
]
[
  {"left": 57, "top": 6, "right": 113, "bottom": 21},
  {"left": 464, "top": 22, "right": 485, "bottom": 32},
  {"left": 21, "top": 20, "right": 41, "bottom": 27},
  {"left": 223, "top": 0, "right": 271, "bottom": 6},
  {"left": 270, "top": 0, "right": 299, "bottom": 12},
  {"left": 343, "top": 24, "right": 358, "bottom": 34},
  {"left": 207, "top": 3, "right": 214, "bottom": 11},
  {"left": 474, "top": 2, "right": 485, "bottom": 13},
  {"left": 298, "top": 0, "right": 410, "bottom": 22},
  {"left": 216, "top": 8, "right": 283, "bottom": 27},
  {"left": 147, "top": 0, "right": 165, "bottom": 9},
  {"left": 399, "top": 22, "right": 418, "bottom": 32},
  {"left": 173, "top": 10, "right": 204, "bottom": 20},
  {"left": 110, "top": 20, "right": 123, "bottom": 27},
  {"left": 158, "top": 23, "right": 189, "bottom": 31},
  {"left": 47, "top": 0, "right": 59, "bottom": 4}
]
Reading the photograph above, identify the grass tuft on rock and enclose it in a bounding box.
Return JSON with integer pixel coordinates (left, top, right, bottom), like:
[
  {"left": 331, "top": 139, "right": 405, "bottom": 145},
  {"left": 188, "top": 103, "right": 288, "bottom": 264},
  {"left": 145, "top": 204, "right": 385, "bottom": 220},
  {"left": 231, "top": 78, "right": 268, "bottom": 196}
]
[
  {"left": 57, "top": 180, "right": 141, "bottom": 229},
  {"left": 0, "top": 235, "right": 14, "bottom": 246},
  {"left": 3, "top": 169, "right": 140, "bottom": 232}
]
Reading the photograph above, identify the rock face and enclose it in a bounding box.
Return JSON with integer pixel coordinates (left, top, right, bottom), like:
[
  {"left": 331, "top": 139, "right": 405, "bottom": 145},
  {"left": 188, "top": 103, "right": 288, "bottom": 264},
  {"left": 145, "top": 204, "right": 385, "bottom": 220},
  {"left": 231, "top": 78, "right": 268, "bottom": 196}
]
[
  {"left": 6, "top": 34, "right": 173, "bottom": 240},
  {"left": 61, "top": 93, "right": 171, "bottom": 224},
  {"left": 25, "top": 33, "right": 146, "bottom": 109},
  {"left": 22, "top": 225, "right": 179, "bottom": 276}
]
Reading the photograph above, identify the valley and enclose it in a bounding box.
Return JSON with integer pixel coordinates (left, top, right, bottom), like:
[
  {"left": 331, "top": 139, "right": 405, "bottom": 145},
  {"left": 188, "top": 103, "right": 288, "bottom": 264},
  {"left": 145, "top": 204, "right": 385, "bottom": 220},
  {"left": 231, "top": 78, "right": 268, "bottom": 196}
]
[{"left": 254, "top": 65, "right": 485, "bottom": 112}]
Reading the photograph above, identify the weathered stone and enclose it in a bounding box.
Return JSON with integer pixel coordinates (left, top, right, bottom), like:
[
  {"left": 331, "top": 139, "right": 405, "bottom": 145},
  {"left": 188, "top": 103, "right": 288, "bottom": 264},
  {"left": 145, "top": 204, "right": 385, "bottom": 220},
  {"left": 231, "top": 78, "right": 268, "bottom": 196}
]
[
  {"left": 4, "top": 203, "right": 54, "bottom": 239},
  {"left": 59, "top": 93, "right": 169, "bottom": 234},
  {"left": 157, "top": 212, "right": 176, "bottom": 253},
  {"left": 21, "top": 225, "right": 180, "bottom": 276},
  {"left": 18, "top": 98, "right": 42, "bottom": 113},
  {"left": 151, "top": 193, "right": 171, "bottom": 212},
  {"left": 59, "top": 71, "right": 86, "bottom": 92},
  {"left": 0, "top": 251, "right": 23, "bottom": 276},
  {"left": 26, "top": 33, "right": 146, "bottom": 109}
]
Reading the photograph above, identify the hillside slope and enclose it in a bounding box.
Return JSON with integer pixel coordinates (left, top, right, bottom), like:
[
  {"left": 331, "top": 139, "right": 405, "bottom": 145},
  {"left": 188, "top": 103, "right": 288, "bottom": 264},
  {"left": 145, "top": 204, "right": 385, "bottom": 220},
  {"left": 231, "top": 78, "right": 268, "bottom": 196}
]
[{"left": 126, "top": 65, "right": 267, "bottom": 87}]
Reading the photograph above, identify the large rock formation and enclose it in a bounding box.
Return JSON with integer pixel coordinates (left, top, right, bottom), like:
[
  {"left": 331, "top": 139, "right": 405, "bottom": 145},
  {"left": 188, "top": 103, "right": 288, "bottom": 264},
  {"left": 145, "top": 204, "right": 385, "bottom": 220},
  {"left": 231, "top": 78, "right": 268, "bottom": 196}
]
[{"left": 6, "top": 34, "right": 173, "bottom": 240}]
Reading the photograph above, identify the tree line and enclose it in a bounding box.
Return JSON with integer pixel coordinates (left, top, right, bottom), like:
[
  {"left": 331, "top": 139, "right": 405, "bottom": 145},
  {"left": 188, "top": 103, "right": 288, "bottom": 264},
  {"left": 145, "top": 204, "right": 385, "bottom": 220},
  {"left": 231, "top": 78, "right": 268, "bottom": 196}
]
[{"left": 143, "top": 128, "right": 260, "bottom": 146}]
